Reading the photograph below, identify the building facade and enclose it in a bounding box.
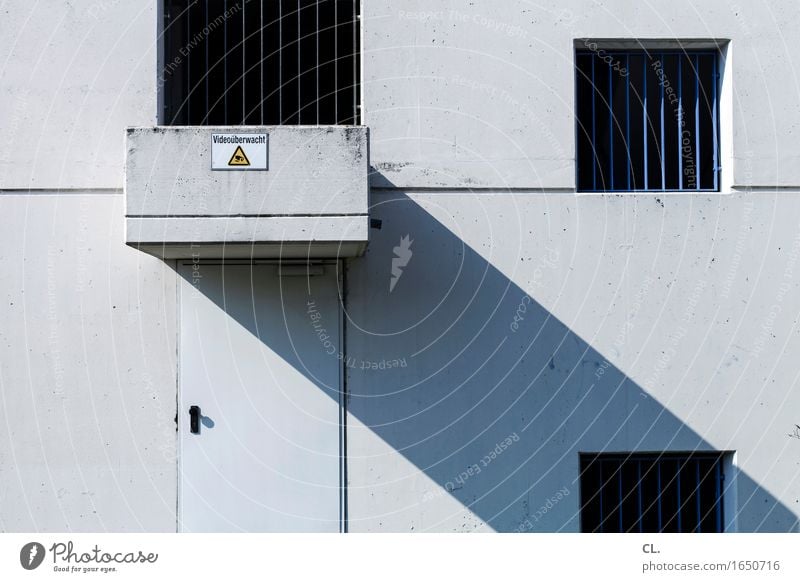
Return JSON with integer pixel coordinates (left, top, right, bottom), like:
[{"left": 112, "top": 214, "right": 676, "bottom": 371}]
[{"left": 1, "top": 0, "right": 799, "bottom": 532}]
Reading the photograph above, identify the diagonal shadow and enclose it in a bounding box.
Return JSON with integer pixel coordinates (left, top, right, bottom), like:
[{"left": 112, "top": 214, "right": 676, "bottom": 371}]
[{"left": 178, "top": 188, "right": 798, "bottom": 533}]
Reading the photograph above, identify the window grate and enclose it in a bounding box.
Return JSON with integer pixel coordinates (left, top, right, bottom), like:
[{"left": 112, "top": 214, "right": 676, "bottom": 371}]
[
  {"left": 575, "top": 49, "right": 720, "bottom": 192},
  {"left": 162, "top": 0, "right": 360, "bottom": 126},
  {"left": 579, "top": 452, "right": 725, "bottom": 533}
]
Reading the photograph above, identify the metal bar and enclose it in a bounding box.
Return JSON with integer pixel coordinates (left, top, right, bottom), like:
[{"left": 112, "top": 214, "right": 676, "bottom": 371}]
[
  {"left": 696, "top": 460, "right": 702, "bottom": 533},
  {"left": 279, "top": 1, "right": 282, "bottom": 123},
  {"left": 223, "top": 0, "right": 227, "bottom": 124},
  {"left": 353, "top": 0, "right": 358, "bottom": 123},
  {"left": 206, "top": 0, "right": 209, "bottom": 122},
  {"left": 243, "top": 1, "right": 246, "bottom": 123},
  {"left": 297, "top": 0, "right": 301, "bottom": 122},
  {"left": 316, "top": 0, "right": 319, "bottom": 124},
  {"left": 260, "top": 0, "right": 263, "bottom": 125},
  {"left": 712, "top": 55, "right": 719, "bottom": 190},
  {"left": 637, "top": 460, "right": 643, "bottom": 532},
  {"left": 678, "top": 55, "right": 683, "bottom": 190},
  {"left": 643, "top": 55, "right": 648, "bottom": 190},
  {"left": 715, "top": 461, "right": 722, "bottom": 532},
  {"left": 626, "top": 54, "right": 630, "bottom": 190},
  {"left": 186, "top": 0, "right": 191, "bottom": 123},
  {"left": 660, "top": 52, "right": 665, "bottom": 190},
  {"left": 334, "top": 0, "right": 339, "bottom": 124},
  {"left": 676, "top": 460, "right": 682, "bottom": 532},
  {"left": 599, "top": 460, "right": 604, "bottom": 533},
  {"left": 590, "top": 55, "right": 597, "bottom": 190},
  {"left": 609, "top": 61, "right": 614, "bottom": 191},
  {"left": 618, "top": 462, "right": 623, "bottom": 532},
  {"left": 657, "top": 461, "right": 662, "bottom": 531},
  {"left": 695, "top": 54, "right": 700, "bottom": 190}
]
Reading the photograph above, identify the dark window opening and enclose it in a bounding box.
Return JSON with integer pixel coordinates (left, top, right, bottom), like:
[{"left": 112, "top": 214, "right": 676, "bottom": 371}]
[
  {"left": 575, "top": 48, "right": 720, "bottom": 192},
  {"left": 162, "top": 0, "right": 360, "bottom": 125},
  {"left": 579, "top": 452, "right": 726, "bottom": 533}
]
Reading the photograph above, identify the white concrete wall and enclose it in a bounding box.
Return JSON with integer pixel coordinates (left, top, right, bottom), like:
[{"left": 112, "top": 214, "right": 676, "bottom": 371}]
[
  {"left": 364, "top": 0, "right": 800, "bottom": 190},
  {"left": 0, "top": 1, "right": 157, "bottom": 189},
  {"left": 0, "top": 1, "right": 177, "bottom": 532},
  {"left": 345, "top": 0, "right": 800, "bottom": 531},
  {"left": 0, "top": 194, "right": 176, "bottom": 532},
  {"left": 346, "top": 191, "right": 800, "bottom": 532},
  {"left": 2, "top": 0, "right": 800, "bottom": 533}
]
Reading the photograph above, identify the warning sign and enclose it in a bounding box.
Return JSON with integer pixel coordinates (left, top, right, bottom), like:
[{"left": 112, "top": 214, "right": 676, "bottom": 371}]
[
  {"left": 210, "top": 133, "right": 268, "bottom": 170},
  {"left": 228, "top": 146, "right": 250, "bottom": 166}
]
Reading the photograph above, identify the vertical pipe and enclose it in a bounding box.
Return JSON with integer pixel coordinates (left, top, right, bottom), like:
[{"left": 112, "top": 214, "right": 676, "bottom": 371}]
[
  {"left": 678, "top": 55, "right": 683, "bottom": 190},
  {"left": 626, "top": 53, "right": 630, "bottom": 190},
  {"left": 713, "top": 54, "right": 719, "bottom": 191},
  {"left": 591, "top": 54, "right": 597, "bottom": 191},
  {"left": 660, "top": 52, "right": 665, "bottom": 190},
  {"left": 695, "top": 54, "right": 700, "bottom": 190}
]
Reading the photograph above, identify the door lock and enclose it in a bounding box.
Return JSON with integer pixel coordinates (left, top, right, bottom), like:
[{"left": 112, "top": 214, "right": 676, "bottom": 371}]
[{"left": 189, "top": 405, "right": 201, "bottom": 434}]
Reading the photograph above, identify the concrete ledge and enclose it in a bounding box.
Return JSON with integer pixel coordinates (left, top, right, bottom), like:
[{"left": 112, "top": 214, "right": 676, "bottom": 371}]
[
  {"left": 124, "top": 126, "right": 369, "bottom": 258},
  {"left": 126, "top": 215, "right": 368, "bottom": 259}
]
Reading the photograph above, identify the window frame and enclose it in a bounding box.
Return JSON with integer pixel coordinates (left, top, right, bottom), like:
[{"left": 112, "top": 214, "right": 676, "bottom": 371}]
[
  {"left": 578, "top": 451, "right": 730, "bottom": 533},
  {"left": 573, "top": 39, "right": 730, "bottom": 194}
]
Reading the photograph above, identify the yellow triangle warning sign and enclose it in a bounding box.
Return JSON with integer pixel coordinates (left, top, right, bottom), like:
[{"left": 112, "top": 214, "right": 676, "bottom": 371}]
[{"left": 228, "top": 145, "right": 250, "bottom": 166}]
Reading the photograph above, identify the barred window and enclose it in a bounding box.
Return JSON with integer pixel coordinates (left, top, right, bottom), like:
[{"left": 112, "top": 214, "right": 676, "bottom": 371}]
[
  {"left": 575, "top": 48, "right": 720, "bottom": 192},
  {"left": 162, "top": 0, "right": 360, "bottom": 125},
  {"left": 579, "top": 452, "right": 726, "bottom": 533}
]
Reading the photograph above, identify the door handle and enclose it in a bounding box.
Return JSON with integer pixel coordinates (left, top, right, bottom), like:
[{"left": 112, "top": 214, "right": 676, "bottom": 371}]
[{"left": 189, "top": 405, "right": 201, "bottom": 434}]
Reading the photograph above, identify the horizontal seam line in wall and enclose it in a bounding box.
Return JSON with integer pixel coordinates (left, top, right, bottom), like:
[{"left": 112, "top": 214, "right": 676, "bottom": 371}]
[
  {"left": 369, "top": 187, "right": 576, "bottom": 193},
  {"left": 126, "top": 213, "right": 369, "bottom": 218},
  {"left": 731, "top": 186, "right": 800, "bottom": 191}
]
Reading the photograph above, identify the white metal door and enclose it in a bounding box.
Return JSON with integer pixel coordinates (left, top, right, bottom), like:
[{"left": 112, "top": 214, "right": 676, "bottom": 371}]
[{"left": 178, "top": 263, "right": 342, "bottom": 532}]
